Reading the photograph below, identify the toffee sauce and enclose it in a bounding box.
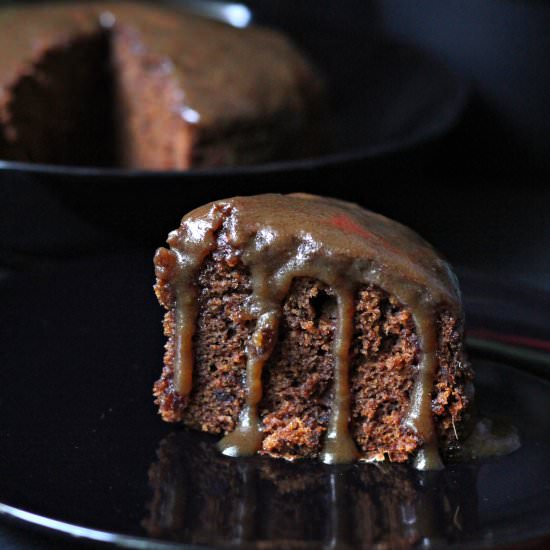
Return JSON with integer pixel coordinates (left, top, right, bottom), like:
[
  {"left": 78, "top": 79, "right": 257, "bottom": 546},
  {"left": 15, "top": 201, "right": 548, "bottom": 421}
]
[{"left": 154, "top": 194, "right": 462, "bottom": 470}]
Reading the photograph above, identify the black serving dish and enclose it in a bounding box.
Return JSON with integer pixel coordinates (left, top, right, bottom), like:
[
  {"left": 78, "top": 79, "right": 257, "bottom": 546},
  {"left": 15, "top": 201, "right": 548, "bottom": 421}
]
[
  {"left": 0, "top": 253, "right": 550, "bottom": 549},
  {"left": 0, "top": 0, "right": 468, "bottom": 177},
  {"left": 0, "top": 0, "right": 470, "bottom": 253}
]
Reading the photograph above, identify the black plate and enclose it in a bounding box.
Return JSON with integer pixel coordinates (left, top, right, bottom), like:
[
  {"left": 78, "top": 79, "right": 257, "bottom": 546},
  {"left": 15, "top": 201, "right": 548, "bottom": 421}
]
[
  {"left": 0, "top": 253, "right": 549, "bottom": 549},
  {"left": 0, "top": 0, "right": 468, "bottom": 178}
]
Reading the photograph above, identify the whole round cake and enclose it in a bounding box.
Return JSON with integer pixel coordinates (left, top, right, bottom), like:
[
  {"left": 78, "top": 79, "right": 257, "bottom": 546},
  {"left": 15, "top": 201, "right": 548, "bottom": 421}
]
[
  {"left": 153, "top": 194, "right": 474, "bottom": 469},
  {"left": 0, "top": 2, "right": 322, "bottom": 169}
]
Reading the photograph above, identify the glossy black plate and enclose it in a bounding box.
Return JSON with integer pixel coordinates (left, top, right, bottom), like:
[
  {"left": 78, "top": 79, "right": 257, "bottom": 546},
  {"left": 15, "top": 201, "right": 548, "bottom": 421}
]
[
  {"left": 0, "top": 0, "right": 468, "bottom": 178},
  {"left": 0, "top": 253, "right": 549, "bottom": 549}
]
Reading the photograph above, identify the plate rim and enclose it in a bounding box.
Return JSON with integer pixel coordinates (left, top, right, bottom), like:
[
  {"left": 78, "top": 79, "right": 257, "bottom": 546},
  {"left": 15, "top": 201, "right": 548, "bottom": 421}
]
[{"left": 0, "top": 82, "right": 468, "bottom": 180}]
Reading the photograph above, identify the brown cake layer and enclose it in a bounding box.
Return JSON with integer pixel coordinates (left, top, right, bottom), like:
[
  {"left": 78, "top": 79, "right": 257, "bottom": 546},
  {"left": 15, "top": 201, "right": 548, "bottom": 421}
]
[
  {"left": 0, "top": 2, "right": 323, "bottom": 168},
  {"left": 154, "top": 257, "right": 472, "bottom": 462},
  {"left": 0, "top": 25, "right": 115, "bottom": 166},
  {"left": 153, "top": 197, "right": 474, "bottom": 465}
]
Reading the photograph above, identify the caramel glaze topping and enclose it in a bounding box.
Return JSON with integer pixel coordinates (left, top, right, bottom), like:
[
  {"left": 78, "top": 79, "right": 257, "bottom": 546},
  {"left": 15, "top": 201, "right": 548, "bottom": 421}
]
[{"left": 154, "top": 194, "right": 462, "bottom": 470}]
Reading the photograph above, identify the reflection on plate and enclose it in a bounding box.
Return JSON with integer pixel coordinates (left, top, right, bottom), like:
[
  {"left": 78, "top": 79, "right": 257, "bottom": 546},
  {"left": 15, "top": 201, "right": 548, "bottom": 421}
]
[{"left": 0, "top": 253, "right": 549, "bottom": 549}]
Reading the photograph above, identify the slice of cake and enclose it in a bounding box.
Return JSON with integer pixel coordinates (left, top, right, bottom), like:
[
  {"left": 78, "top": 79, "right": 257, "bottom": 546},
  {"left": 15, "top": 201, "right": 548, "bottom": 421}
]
[
  {"left": 153, "top": 194, "right": 474, "bottom": 469},
  {"left": 0, "top": 2, "right": 323, "bottom": 169}
]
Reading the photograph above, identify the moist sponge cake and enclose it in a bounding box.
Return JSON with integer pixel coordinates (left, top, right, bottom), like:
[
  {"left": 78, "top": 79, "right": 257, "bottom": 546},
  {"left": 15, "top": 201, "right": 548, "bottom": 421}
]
[
  {"left": 0, "top": 2, "right": 323, "bottom": 169},
  {"left": 153, "top": 194, "right": 474, "bottom": 469}
]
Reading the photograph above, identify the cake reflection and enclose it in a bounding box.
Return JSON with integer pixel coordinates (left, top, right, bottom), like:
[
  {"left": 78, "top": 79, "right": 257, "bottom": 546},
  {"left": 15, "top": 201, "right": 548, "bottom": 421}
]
[{"left": 143, "top": 430, "right": 479, "bottom": 548}]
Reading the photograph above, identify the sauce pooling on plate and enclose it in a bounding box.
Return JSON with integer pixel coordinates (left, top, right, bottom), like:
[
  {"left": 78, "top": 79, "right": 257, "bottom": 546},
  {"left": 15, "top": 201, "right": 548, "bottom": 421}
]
[{"left": 155, "top": 194, "right": 462, "bottom": 469}]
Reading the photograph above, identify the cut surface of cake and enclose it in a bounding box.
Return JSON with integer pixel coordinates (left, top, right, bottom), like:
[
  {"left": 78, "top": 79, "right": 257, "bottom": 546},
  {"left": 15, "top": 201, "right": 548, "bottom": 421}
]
[
  {"left": 0, "top": 2, "right": 322, "bottom": 169},
  {"left": 153, "top": 194, "right": 474, "bottom": 469}
]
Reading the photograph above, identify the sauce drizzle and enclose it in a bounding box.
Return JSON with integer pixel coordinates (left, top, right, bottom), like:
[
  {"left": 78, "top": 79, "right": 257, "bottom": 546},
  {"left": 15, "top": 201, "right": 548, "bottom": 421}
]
[{"left": 156, "top": 194, "right": 461, "bottom": 469}]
